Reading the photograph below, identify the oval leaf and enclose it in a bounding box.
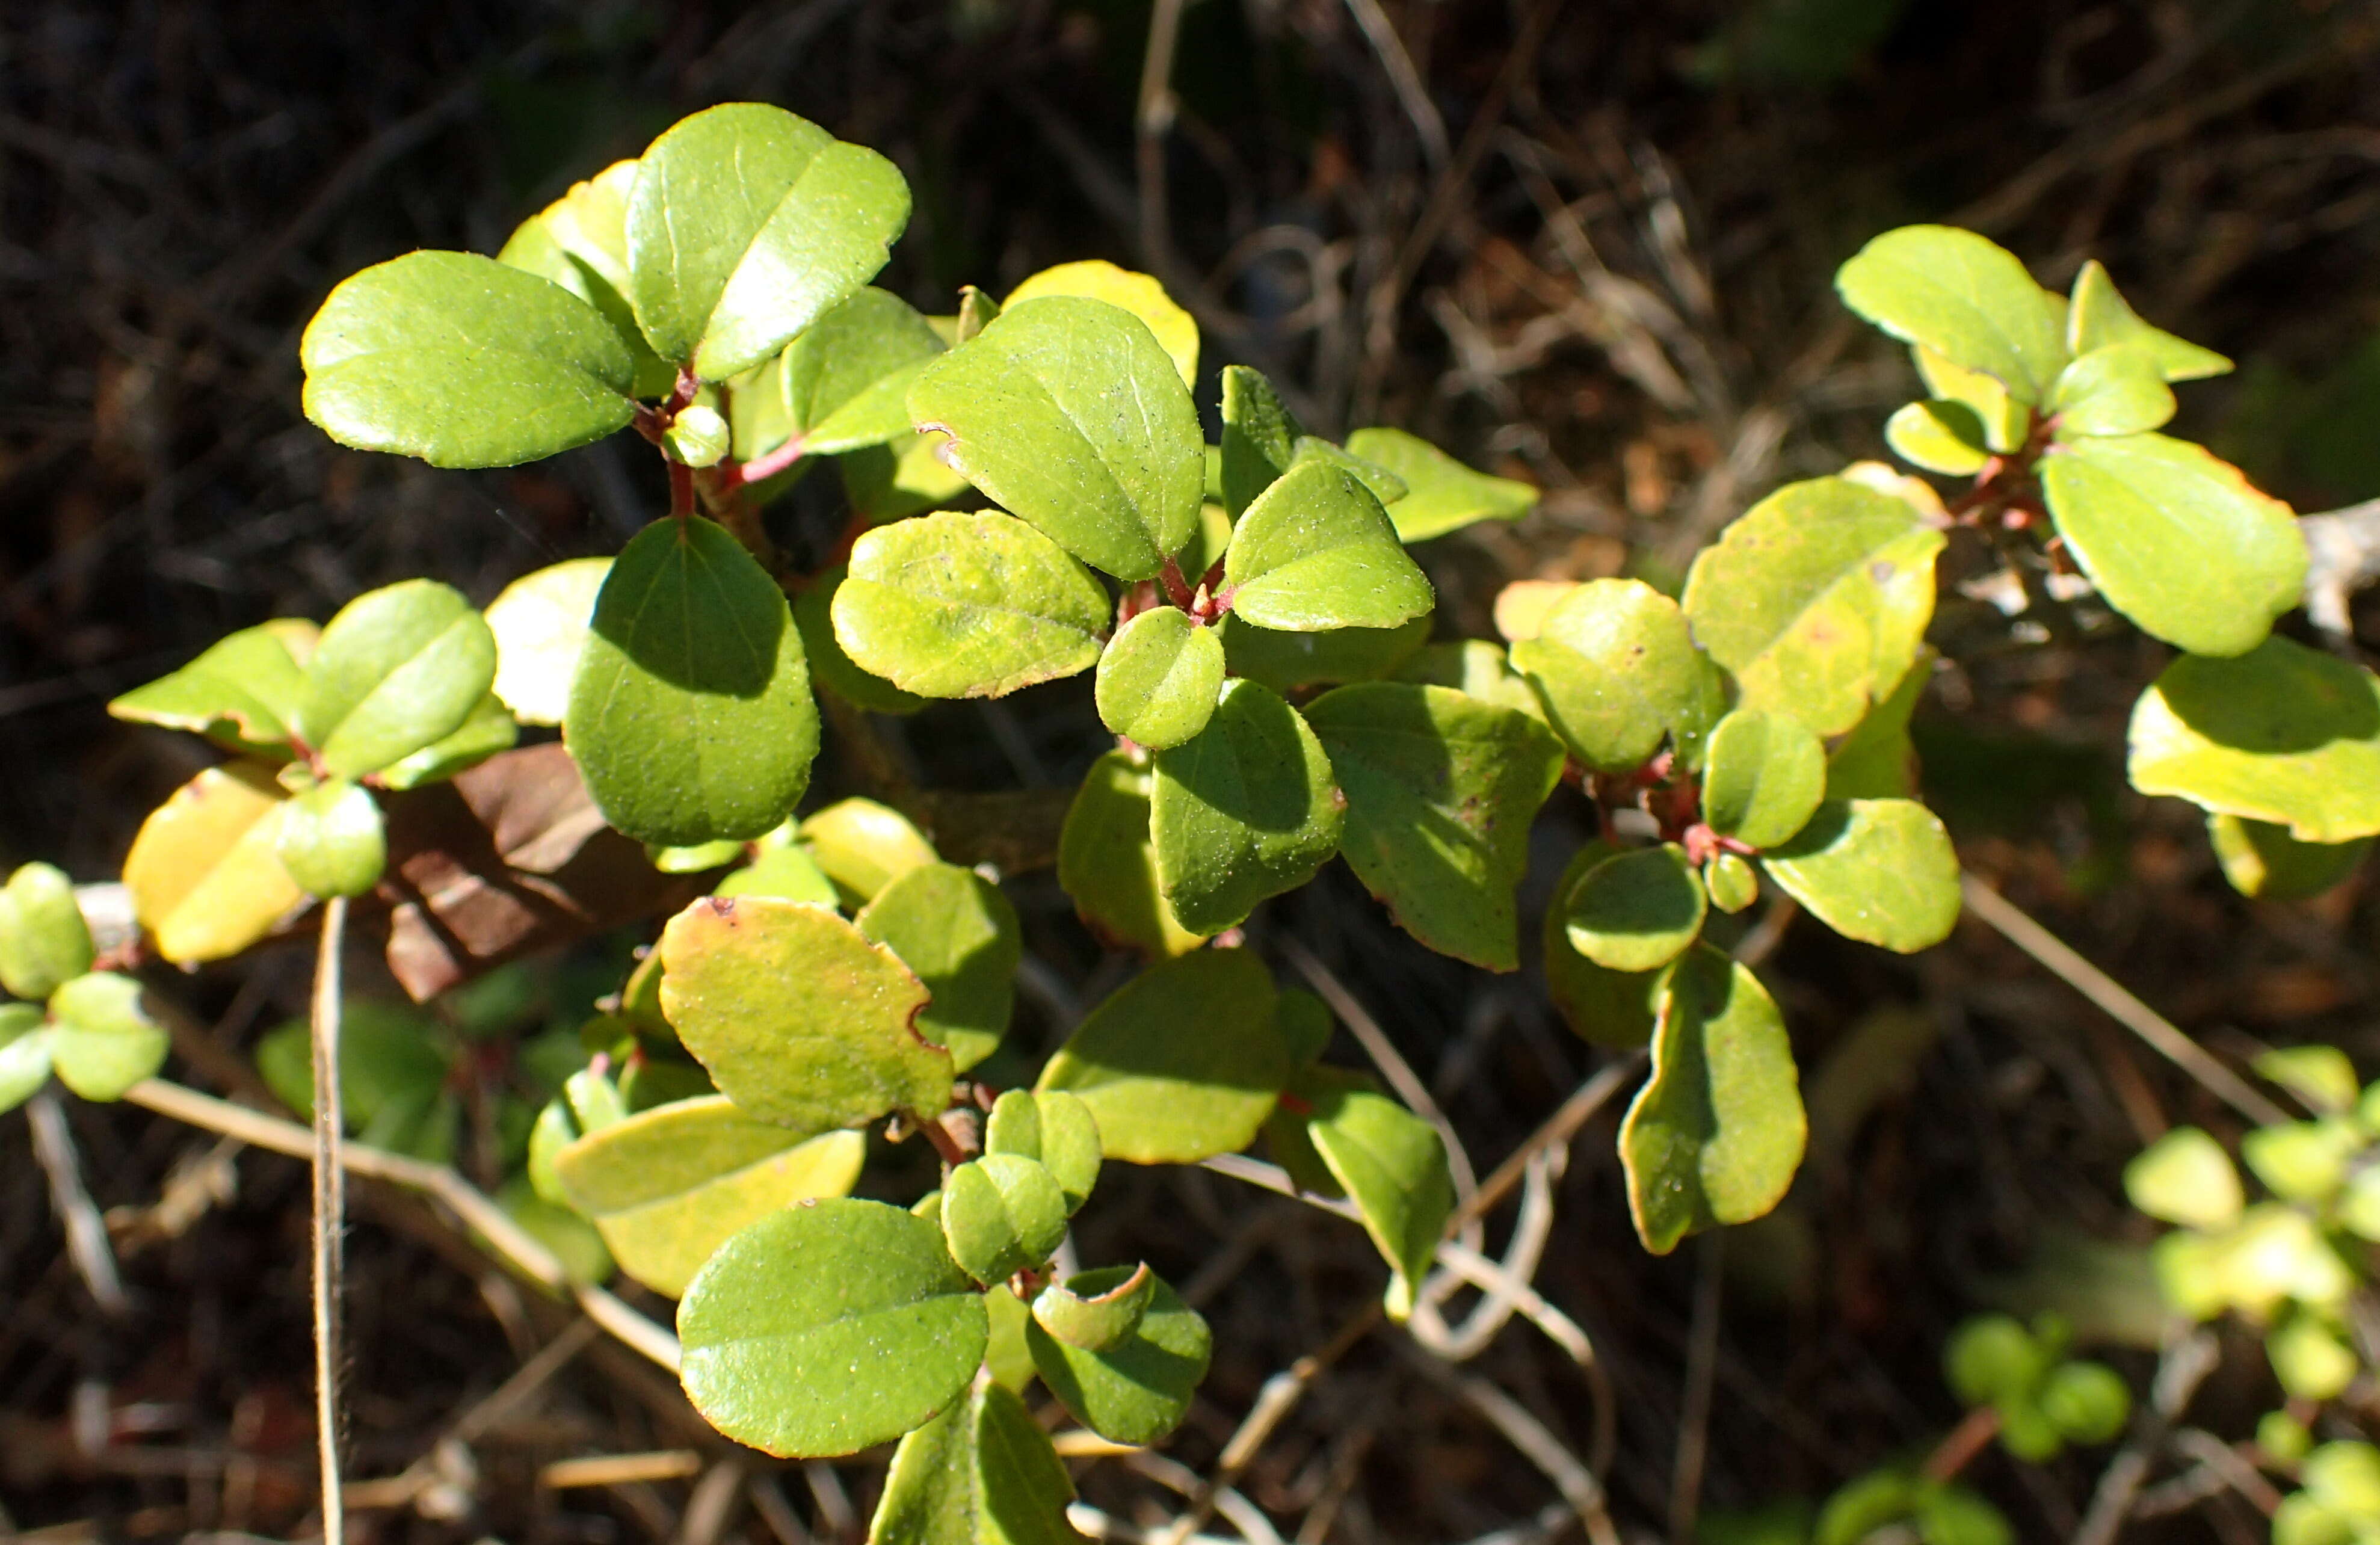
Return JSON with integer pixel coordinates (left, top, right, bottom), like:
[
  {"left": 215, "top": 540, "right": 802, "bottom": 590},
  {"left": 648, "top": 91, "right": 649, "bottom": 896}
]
[
  {"left": 301, "top": 251, "right": 636, "bottom": 468},
  {"left": 1619, "top": 946, "right": 1805, "bottom": 1253},
  {"left": 48, "top": 972, "right": 168, "bottom": 1102},
  {"left": 108, "top": 622, "right": 312, "bottom": 757},
  {"left": 1343, "top": 427, "right": 1537, "bottom": 543},
  {"left": 1032, "top": 1264, "right": 1154, "bottom": 1352},
  {"left": 907, "top": 296, "right": 1201, "bottom": 581},
  {"left": 2209, "top": 813, "right": 2372, "bottom": 901},
  {"left": 2050, "top": 345, "right": 2175, "bottom": 438},
  {"left": 626, "top": 103, "right": 910, "bottom": 381},
  {"left": 1565, "top": 843, "right": 1707, "bottom": 973},
  {"left": 1023, "top": 1266, "right": 1210, "bottom": 1446},
  {"left": 1150, "top": 679, "right": 1345, "bottom": 936},
  {"left": 1221, "top": 461, "right": 1434, "bottom": 632},
  {"left": 486, "top": 558, "right": 611, "bottom": 727},
  {"left": 984, "top": 1090, "right": 1103, "bottom": 1215},
  {"left": 1543, "top": 843, "right": 1664, "bottom": 1049},
  {"left": 855, "top": 862, "right": 1022, "bottom": 1073},
  {"left": 1058, "top": 751, "right": 1203, "bottom": 958},
  {"left": 779, "top": 286, "right": 946, "bottom": 455},
  {"left": 1884, "top": 399, "right": 1989, "bottom": 476},
  {"left": 2067, "top": 261, "right": 2232, "bottom": 382},
  {"left": 678, "top": 1198, "right": 987, "bottom": 1457},
  {"left": 800, "top": 798, "right": 940, "bottom": 908},
  {"left": 1700, "top": 710, "right": 1827, "bottom": 850},
  {"left": 1218, "top": 613, "right": 1430, "bottom": 695},
  {"left": 274, "top": 779, "right": 387, "bottom": 899},
  {"left": 2039, "top": 433, "right": 2305, "bottom": 658},
  {"left": 658, "top": 895, "right": 952, "bottom": 1129},
  {"left": 1836, "top": 226, "right": 2066, "bottom": 402},
  {"left": 1219, "top": 365, "right": 1301, "bottom": 518},
  {"left": 0, "top": 863, "right": 94, "bottom": 1003},
  {"left": 1761, "top": 798, "right": 1959, "bottom": 952},
  {"left": 1008, "top": 260, "right": 1198, "bottom": 386},
  {"left": 496, "top": 158, "right": 676, "bottom": 399},
  {"left": 942, "top": 1154, "right": 1069, "bottom": 1284},
  {"left": 796, "top": 567, "right": 929, "bottom": 715},
  {"left": 1305, "top": 682, "right": 1565, "bottom": 970},
  {"left": 1036, "top": 949, "right": 1288, "bottom": 1165},
  {"left": 2127, "top": 638, "right": 2380, "bottom": 843},
  {"left": 297, "top": 580, "right": 498, "bottom": 780},
  {"left": 1097, "top": 607, "right": 1224, "bottom": 749},
  {"left": 0, "top": 1005, "right": 54, "bottom": 1114},
  {"left": 869, "top": 1382, "right": 1081, "bottom": 1545},
  {"left": 834, "top": 511, "right": 1111, "bottom": 698},
  {"left": 567, "top": 516, "right": 818, "bottom": 846},
  {"left": 1301, "top": 1069, "right": 1455, "bottom": 1297},
  {"left": 1511, "top": 579, "right": 1722, "bottom": 771},
  {"left": 123, "top": 762, "right": 305, "bottom": 965}
]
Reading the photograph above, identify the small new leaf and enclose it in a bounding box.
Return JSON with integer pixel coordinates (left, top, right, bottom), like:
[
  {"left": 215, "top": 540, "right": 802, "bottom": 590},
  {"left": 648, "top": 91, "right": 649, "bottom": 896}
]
[
  {"left": 941, "top": 1154, "right": 1069, "bottom": 1284},
  {"left": 1221, "top": 461, "right": 1434, "bottom": 632},
  {"left": 48, "top": 972, "right": 169, "bottom": 1102},
  {"left": 1700, "top": 711, "right": 1828, "bottom": 850},
  {"left": 1565, "top": 844, "right": 1708, "bottom": 973},
  {"left": 1024, "top": 1267, "right": 1210, "bottom": 1446},
  {"left": 2067, "top": 261, "right": 2232, "bottom": 382},
  {"left": 1342, "top": 427, "right": 1537, "bottom": 542},
  {"left": 0, "top": 863, "right": 94, "bottom": 1002},
  {"left": 1096, "top": 607, "right": 1225, "bottom": 750},
  {"left": 274, "top": 780, "right": 387, "bottom": 899},
  {"left": 2049, "top": 345, "right": 2175, "bottom": 438},
  {"left": 1150, "top": 679, "right": 1345, "bottom": 936},
  {"left": 1836, "top": 226, "right": 2067, "bottom": 403}
]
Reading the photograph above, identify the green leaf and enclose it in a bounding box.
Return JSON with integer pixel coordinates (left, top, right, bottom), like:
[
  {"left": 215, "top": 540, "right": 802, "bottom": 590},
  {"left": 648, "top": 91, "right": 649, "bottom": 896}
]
[
  {"left": 664, "top": 405, "right": 732, "bottom": 467},
  {"left": 1565, "top": 844, "right": 1707, "bottom": 973},
  {"left": 1618, "top": 946, "right": 1805, "bottom": 1253},
  {"left": 1033, "top": 1264, "right": 1154, "bottom": 1352},
  {"left": 2209, "top": 815, "right": 2372, "bottom": 900},
  {"left": 834, "top": 512, "right": 1111, "bottom": 698},
  {"left": 1705, "top": 853, "right": 1759, "bottom": 913},
  {"left": 658, "top": 895, "right": 952, "bottom": 1129},
  {"left": 780, "top": 288, "right": 946, "bottom": 456},
  {"left": 941, "top": 1154, "right": 1069, "bottom": 1284},
  {"left": 1219, "top": 365, "right": 1302, "bottom": 519},
  {"left": 108, "top": 621, "right": 312, "bottom": 756},
  {"left": 1761, "top": 798, "right": 1959, "bottom": 952},
  {"left": 1701, "top": 711, "right": 1827, "bottom": 850},
  {"left": 1681, "top": 476, "right": 1946, "bottom": 738},
  {"left": 123, "top": 761, "right": 305, "bottom": 965},
  {"left": 1216, "top": 614, "right": 1430, "bottom": 694},
  {"left": 297, "top": 580, "right": 499, "bottom": 779},
  {"left": 484, "top": 559, "right": 612, "bottom": 728},
  {"left": 0, "top": 863, "right": 93, "bottom": 1002},
  {"left": 650, "top": 839, "right": 744, "bottom": 875},
  {"left": 841, "top": 431, "right": 973, "bottom": 525},
  {"left": 1150, "top": 679, "right": 1345, "bottom": 936},
  {"left": 567, "top": 516, "right": 818, "bottom": 846},
  {"left": 0, "top": 1004, "right": 53, "bottom": 1114},
  {"left": 377, "top": 692, "right": 517, "bottom": 790},
  {"left": 2256, "top": 1046, "right": 2359, "bottom": 1114},
  {"left": 1058, "top": 751, "right": 1203, "bottom": 958},
  {"left": 2039, "top": 433, "right": 2305, "bottom": 658},
  {"left": 1302, "top": 1069, "right": 1455, "bottom": 1298},
  {"left": 1825, "top": 652, "right": 1930, "bottom": 801},
  {"left": 1343, "top": 428, "right": 1537, "bottom": 542},
  {"left": 48, "top": 972, "right": 168, "bottom": 1101},
  {"left": 2269, "top": 1312, "right": 2358, "bottom": 1402},
  {"left": 1024, "top": 1266, "right": 1210, "bottom": 1445},
  {"left": 1943, "top": 1315, "right": 2049, "bottom": 1405},
  {"left": 499, "top": 1176, "right": 614, "bottom": 1287},
  {"left": 868, "top": 1382, "right": 1084, "bottom": 1545},
  {"left": 984, "top": 1090, "right": 1102, "bottom": 1214},
  {"left": 1289, "top": 436, "right": 1407, "bottom": 507},
  {"left": 1836, "top": 226, "right": 2067, "bottom": 402},
  {"left": 624, "top": 103, "right": 909, "bottom": 381},
  {"left": 2067, "top": 260, "right": 2232, "bottom": 382},
  {"left": 257, "top": 1001, "right": 456, "bottom": 1158},
  {"left": 717, "top": 844, "right": 842, "bottom": 907},
  {"left": 550, "top": 1094, "right": 864, "bottom": 1297},
  {"left": 2050, "top": 345, "right": 2175, "bottom": 438},
  {"left": 796, "top": 567, "right": 929, "bottom": 715},
  {"left": 2127, "top": 638, "right": 2380, "bottom": 843},
  {"left": 1511, "top": 579, "right": 1724, "bottom": 771},
  {"left": 1917, "top": 347, "right": 2028, "bottom": 453},
  {"left": 1884, "top": 399, "right": 1989, "bottom": 476},
  {"left": 800, "top": 798, "right": 939, "bottom": 908},
  {"left": 274, "top": 780, "right": 386, "bottom": 899},
  {"left": 1390, "top": 639, "right": 1544, "bottom": 718},
  {"left": 1220, "top": 461, "right": 1434, "bottom": 632},
  {"left": 856, "top": 863, "right": 1021, "bottom": 1074},
  {"left": 1306, "top": 682, "right": 1565, "bottom": 970},
  {"left": 1008, "top": 259, "right": 1198, "bottom": 387},
  {"left": 1096, "top": 608, "right": 1224, "bottom": 750},
  {"left": 1542, "top": 842, "right": 1663, "bottom": 1049},
  {"left": 2243, "top": 1118, "right": 2359, "bottom": 1203},
  {"left": 678, "top": 1198, "right": 987, "bottom": 1457},
  {"left": 497, "top": 158, "right": 678, "bottom": 399},
  {"left": 908, "top": 296, "right": 1201, "bottom": 581},
  {"left": 1036, "top": 949, "right": 1289, "bottom": 1164},
  {"left": 983, "top": 1284, "right": 1037, "bottom": 1395}
]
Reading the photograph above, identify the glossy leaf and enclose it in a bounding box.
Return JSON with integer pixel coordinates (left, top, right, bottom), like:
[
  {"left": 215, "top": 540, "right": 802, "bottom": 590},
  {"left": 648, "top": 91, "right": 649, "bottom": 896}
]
[
  {"left": 1567, "top": 844, "right": 1708, "bottom": 973},
  {"left": 2039, "top": 433, "right": 2304, "bottom": 658},
  {"left": 856, "top": 862, "right": 1021, "bottom": 1073},
  {"left": 274, "top": 779, "right": 386, "bottom": 899},
  {"left": 1024, "top": 1267, "right": 1210, "bottom": 1446},
  {"left": 1343, "top": 427, "right": 1537, "bottom": 542},
  {"left": 48, "top": 972, "right": 168, "bottom": 1101},
  {"left": 1619, "top": 946, "right": 1805, "bottom": 1253},
  {"left": 1303, "top": 1069, "right": 1455, "bottom": 1298},
  {"left": 496, "top": 158, "right": 675, "bottom": 399},
  {"left": 2067, "top": 261, "right": 2232, "bottom": 382},
  {"left": 1036, "top": 949, "right": 1287, "bottom": 1164},
  {"left": 868, "top": 1381, "right": 1083, "bottom": 1545},
  {"left": 1096, "top": 607, "right": 1224, "bottom": 750},
  {"left": 1824, "top": 652, "right": 1929, "bottom": 801},
  {"left": 842, "top": 430, "right": 973, "bottom": 525},
  {"left": 1221, "top": 461, "right": 1434, "bottom": 632},
  {"left": 1681, "top": 476, "right": 1945, "bottom": 738},
  {"left": 1884, "top": 399, "right": 1989, "bottom": 476},
  {"left": 1150, "top": 679, "right": 1345, "bottom": 936},
  {"left": 1007, "top": 259, "right": 1197, "bottom": 386},
  {"left": 836, "top": 513, "right": 1109, "bottom": 699},
  {"left": 108, "top": 622, "right": 312, "bottom": 756},
  {"left": 1306, "top": 682, "right": 1565, "bottom": 970},
  {"left": 625, "top": 103, "right": 908, "bottom": 380},
  {"left": 658, "top": 895, "right": 951, "bottom": 1129},
  {"left": 942, "top": 1154, "right": 1069, "bottom": 1284},
  {"left": 1033, "top": 1265, "right": 1153, "bottom": 1352},
  {"left": 2127, "top": 638, "right": 2380, "bottom": 843},
  {"left": 1761, "top": 798, "right": 1959, "bottom": 952},
  {"left": 801, "top": 798, "right": 939, "bottom": 908},
  {"left": 1289, "top": 436, "right": 1407, "bottom": 507},
  {"left": 123, "top": 761, "right": 305, "bottom": 965},
  {"left": 0, "top": 863, "right": 93, "bottom": 1002},
  {"left": 778, "top": 286, "right": 946, "bottom": 455},
  {"left": 1512, "top": 579, "right": 1723, "bottom": 771},
  {"left": 677, "top": 1198, "right": 987, "bottom": 1457},
  {"left": 796, "top": 567, "right": 929, "bottom": 715},
  {"left": 2050, "top": 345, "right": 2175, "bottom": 438},
  {"left": 2209, "top": 815, "right": 2371, "bottom": 900},
  {"left": 378, "top": 692, "right": 517, "bottom": 790},
  {"left": 1543, "top": 842, "right": 1663, "bottom": 1049},
  {"left": 552, "top": 1094, "right": 864, "bottom": 1298},
  {"left": 984, "top": 1089, "right": 1102, "bottom": 1214},
  {"left": 1219, "top": 365, "right": 1302, "bottom": 519},
  {"left": 714, "top": 847, "right": 836, "bottom": 908},
  {"left": 0, "top": 1005, "right": 52, "bottom": 1114},
  {"left": 1058, "top": 751, "right": 1203, "bottom": 958},
  {"left": 908, "top": 296, "right": 1201, "bottom": 581},
  {"left": 567, "top": 516, "right": 817, "bottom": 846},
  {"left": 301, "top": 251, "right": 637, "bottom": 467},
  {"left": 1836, "top": 226, "right": 2066, "bottom": 402},
  {"left": 484, "top": 559, "right": 612, "bottom": 727},
  {"left": 1701, "top": 711, "right": 1827, "bottom": 850},
  {"left": 298, "top": 580, "right": 498, "bottom": 779},
  {"left": 1217, "top": 613, "right": 1430, "bottom": 694}
]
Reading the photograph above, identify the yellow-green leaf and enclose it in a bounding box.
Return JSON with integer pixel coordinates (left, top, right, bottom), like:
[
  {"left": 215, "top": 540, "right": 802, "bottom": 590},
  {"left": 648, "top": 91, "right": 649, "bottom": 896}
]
[
  {"left": 123, "top": 762, "right": 306, "bottom": 964},
  {"left": 2127, "top": 638, "right": 2380, "bottom": 843}
]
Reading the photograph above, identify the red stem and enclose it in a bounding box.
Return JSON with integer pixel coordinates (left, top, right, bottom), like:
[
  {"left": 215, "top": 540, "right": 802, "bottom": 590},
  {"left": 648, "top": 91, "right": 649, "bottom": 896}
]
[
  {"left": 667, "top": 461, "right": 695, "bottom": 522},
  {"left": 723, "top": 434, "right": 807, "bottom": 490},
  {"left": 1158, "top": 556, "right": 1197, "bottom": 612}
]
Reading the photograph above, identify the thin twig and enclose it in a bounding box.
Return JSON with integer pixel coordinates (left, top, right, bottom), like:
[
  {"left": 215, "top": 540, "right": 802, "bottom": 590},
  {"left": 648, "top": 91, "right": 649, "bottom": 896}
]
[
  {"left": 1449, "top": 1052, "right": 1645, "bottom": 1238},
  {"left": 26, "top": 1091, "right": 128, "bottom": 1315},
  {"left": 1135, "top": 0, "right": 1189, "bottom": 274},
  {"left": 1399, "top": 1346, "right": 1622, "bottom": 1545},
  {"left": 1959, "top": 874, "right": 2287, "bottom": 1126},
  {"left": 311, "top": 895, "right": 348, "bottom": 1545},
  {"left": 2071, "top": 1330, "right": 2221, "bottom": 1545},
  {"left": 1668, "top": 1231, "right": 1724, "bottom": 1544},
  {"left": 541, "top": 1450, "right": 706, "bottom": 1490}
]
